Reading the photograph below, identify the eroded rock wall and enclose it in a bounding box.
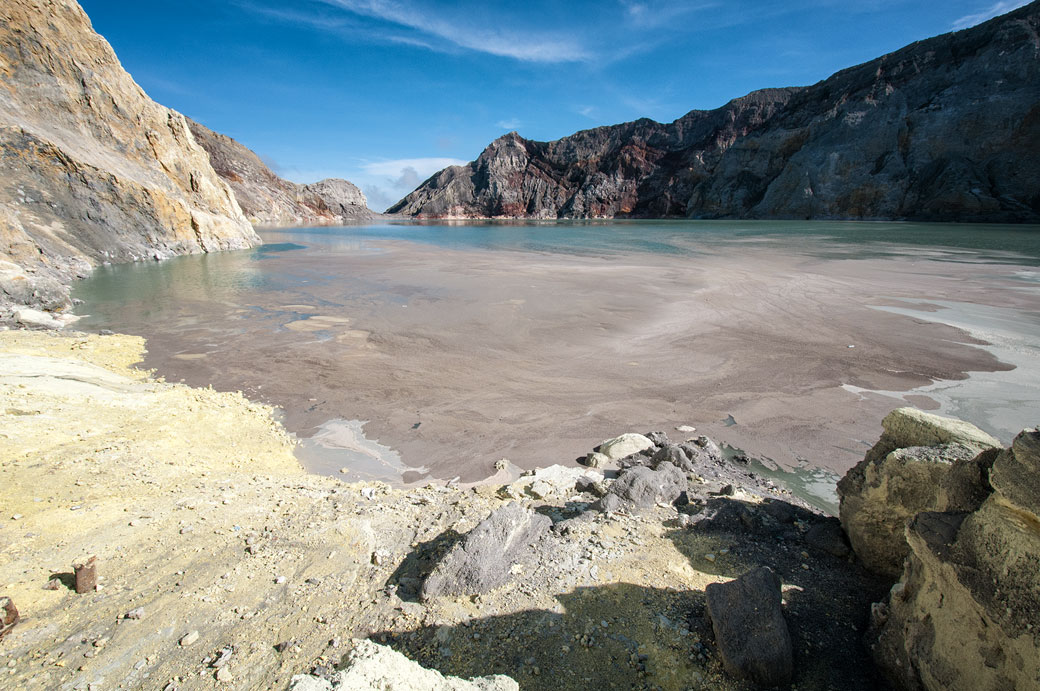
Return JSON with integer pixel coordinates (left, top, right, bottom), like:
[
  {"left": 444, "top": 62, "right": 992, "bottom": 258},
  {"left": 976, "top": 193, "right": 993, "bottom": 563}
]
[
  {"left": 871, "top": 429, "right": 1040, "bottom": 691},
  {"left": 837, "top": 407, "right": 1002, "bottom": 577},
  {"left": 187, "top": 119, "right": 373, "bottom": 226},
  {"left": 0, "top": 0, "right": 259, "bottom": 317}
]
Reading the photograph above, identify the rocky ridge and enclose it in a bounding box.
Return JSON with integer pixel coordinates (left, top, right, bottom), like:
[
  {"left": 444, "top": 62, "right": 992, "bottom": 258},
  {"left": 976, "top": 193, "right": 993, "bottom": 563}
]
[
  {"left": 187, "top": 119, "right": 375, "bottom": 226},
  {"left": 0, "top": 0, "right": 261, "bottom": 323},
  {"left": 391, "top": 2, "right": 1040, "bottom": 222}
]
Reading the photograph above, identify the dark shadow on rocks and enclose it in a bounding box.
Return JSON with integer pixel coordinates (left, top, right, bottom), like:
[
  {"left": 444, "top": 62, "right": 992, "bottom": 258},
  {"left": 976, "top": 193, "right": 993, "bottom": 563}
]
[
  {"left": 533, "top": 501, "right": 595, "bottom": 524},
  {"left": 367, "top": 583, "right": 721, "bottom": 690},
  {"left": 384, "top": 529, "right": 464, "bottom": 602},
  {"left": 665, "top": 496, "right": 892, "bottom": 689},
  {"left": 361, "top": 495, "right": 892, "bottom": 689},
  {"left": 46, "top": 572, "right": 77, "bottom": 591}
]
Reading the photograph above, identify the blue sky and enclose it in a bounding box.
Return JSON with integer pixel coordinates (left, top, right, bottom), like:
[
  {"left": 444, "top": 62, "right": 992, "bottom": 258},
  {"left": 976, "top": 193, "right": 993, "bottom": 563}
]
[{"left": 79, "top": 0, "right": 1031, "bottom": 210}]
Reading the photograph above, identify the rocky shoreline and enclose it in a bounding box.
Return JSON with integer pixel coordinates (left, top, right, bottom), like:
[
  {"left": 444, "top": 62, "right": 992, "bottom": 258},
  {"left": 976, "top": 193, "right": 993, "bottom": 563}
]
[{"left": 2, "top": 329, "right": 1036, "bottom": 690}]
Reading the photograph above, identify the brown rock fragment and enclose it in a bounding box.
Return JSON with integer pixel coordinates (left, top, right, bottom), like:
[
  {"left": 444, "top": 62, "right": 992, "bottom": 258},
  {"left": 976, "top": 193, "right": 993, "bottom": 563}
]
[
  {"left": 0, "top": 597, "right": 18, "bottom": 640},
  {"left": 74, "top": 556, "right": 97, "bottom": 594}
]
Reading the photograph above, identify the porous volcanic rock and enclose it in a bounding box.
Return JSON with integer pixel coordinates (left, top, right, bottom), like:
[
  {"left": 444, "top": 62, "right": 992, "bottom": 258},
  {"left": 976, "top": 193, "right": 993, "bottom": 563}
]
[
  {"left": 598, "top": 462, "right": 688, "bottom": 512},
  {"left": 391, "top": 3, "right": 1040, "bottom": 223},
  {"left": 0, "top": 0, "right": 259, "bottom": 319},
  {"left": 837, "top": 408, "right": 1002, "bottom": 577},
  {"left": 187, "top": 119, "right": 374, "bottom": 225}
]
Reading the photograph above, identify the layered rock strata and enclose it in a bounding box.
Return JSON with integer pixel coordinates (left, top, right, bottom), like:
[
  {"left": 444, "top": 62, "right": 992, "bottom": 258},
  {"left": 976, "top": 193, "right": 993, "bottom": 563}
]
[
  {"left": 0, "top": 0, "right": 260, "bottom": 319},
  {"left": 837, "top": 407, "right": 1002, "bottom": 577},
  {"left": 869, "top": 428, "right": 1040, "bottom": 691},
  {"left": 187, "top": 119, "right": 374, "bottom": 226},
  {"left": 391, "top": 2, "right": 1040, "bottom": 222}
]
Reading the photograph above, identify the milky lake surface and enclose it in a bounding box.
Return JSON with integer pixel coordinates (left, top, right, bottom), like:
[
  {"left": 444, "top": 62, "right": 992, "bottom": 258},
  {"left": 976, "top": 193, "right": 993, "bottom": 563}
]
[{"left": 73, "top": 220, "right": 1040, "bottom": 512}]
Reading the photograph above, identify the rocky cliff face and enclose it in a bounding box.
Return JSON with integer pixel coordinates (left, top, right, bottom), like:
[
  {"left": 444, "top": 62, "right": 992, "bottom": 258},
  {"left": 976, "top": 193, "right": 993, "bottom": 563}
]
[
  {"left": 0, "top": 0, "right": 260, "bottom": 321},
  {"left": 187, "top": 119, "right": 374, "bottom": 226},
  {"left": 838, "top": 410, "right": 1040, "bottom": 690},
  {"left": 391, "top": 2, "right": 1040, "bottom": 222}
]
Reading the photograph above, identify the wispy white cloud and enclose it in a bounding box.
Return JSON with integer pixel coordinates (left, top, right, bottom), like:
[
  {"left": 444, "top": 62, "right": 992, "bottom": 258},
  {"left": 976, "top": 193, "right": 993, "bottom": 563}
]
[
  {"left": 617, "top": 0, "right": 716, "bottom": 29},
  {"left": 951, "top": 0, "right": 1029, "bottom": 30},
  {"left": 356, "top": 156, "right": 467, "bottom": 211},
  {"left": 318, "top": 0, "right": 591, "bottom": 62},
  {"left": 495, "top": 118, "right": 521, "bottom": 130},
  {"left": 360, "top": 157, "right": 466, "bottom": 177}
]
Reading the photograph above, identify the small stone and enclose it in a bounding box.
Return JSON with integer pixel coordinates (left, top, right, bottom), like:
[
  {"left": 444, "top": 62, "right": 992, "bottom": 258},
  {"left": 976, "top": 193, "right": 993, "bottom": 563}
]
[
  {"left": 0, "top": 597, "right": 19, "bottom": 641},
  {"left": 10, "top": 515, "right": 22, "bottom": 521},
  {"left": 125, "top": 607, "right": 144, "bottom": 620},
  {"left": 73, "top": 556, "right": 97, "bottom": 594},
  {"left": 211, "top": 646, "right": 233, "bottom": 668},
  {"left": 704, "top": 553, "right": 716, "bottom": 563},
  {"left": 275, "top": 576, "right": 286, "bottom": 584},
  {"left": 93, "top": 637, "right": 109, "bottom": 648},
  {"left": 179, "top": 631, "right": 200, "bottom": 647},
  {"left": 215, "top": 666, "right": 233, "bottom": 682}
]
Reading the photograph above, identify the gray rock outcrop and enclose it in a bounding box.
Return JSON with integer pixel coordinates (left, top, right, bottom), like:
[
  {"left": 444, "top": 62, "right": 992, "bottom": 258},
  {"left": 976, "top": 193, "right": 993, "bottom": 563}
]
[
  {"left": 289, "top": 638, "right": 518, "bottom": 690},
  {"left": 391, "top": 2, "right": 1040, "bottom": 223},
  {"left": 421, "top": 502, "right": 551, "bottom": 600},
  {"left": 871, "top": 428, "right": 1040, "bottom": 690},
  {"left": 187, "top": 119, "right": 374, "bottom": 225},
  {"left": 0, "top": 0, "right": 260, "bottom": 320},
  {"left": 598, "top": 461, "right": 687, "bottom": 512},
  {"left": 705, "top": 567, "right": 793, "bottom": 687},
  {"left": 837, "top": 408, "right": 1002, "bottom": 577}
]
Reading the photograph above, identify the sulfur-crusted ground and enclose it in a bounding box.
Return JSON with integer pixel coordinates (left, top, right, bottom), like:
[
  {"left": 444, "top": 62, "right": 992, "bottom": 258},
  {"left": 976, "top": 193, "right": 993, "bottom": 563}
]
[{"left": 0, "top": 330, "right": 888, "bottom": 690}]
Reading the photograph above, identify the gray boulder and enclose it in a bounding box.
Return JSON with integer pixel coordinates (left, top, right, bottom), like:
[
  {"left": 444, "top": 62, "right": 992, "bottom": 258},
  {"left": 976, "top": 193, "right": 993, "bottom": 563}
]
[
  {"left": 705, "top": 567, "right": 793, "bottom": 687},
  {"left": 421, "top": 503, "right": 550, "bottom": 600},
  {"left": 599, "top": 462, "right": 687, "bottom": 511},
  {"left": 645, "top": 430, "right": 670, "bottom": 446},
  {"left": 650, "top": 444, "right": 692, "bottom": 471},
  {"left": 679, "top": 435, "right": 725, "bottom": 467}
]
